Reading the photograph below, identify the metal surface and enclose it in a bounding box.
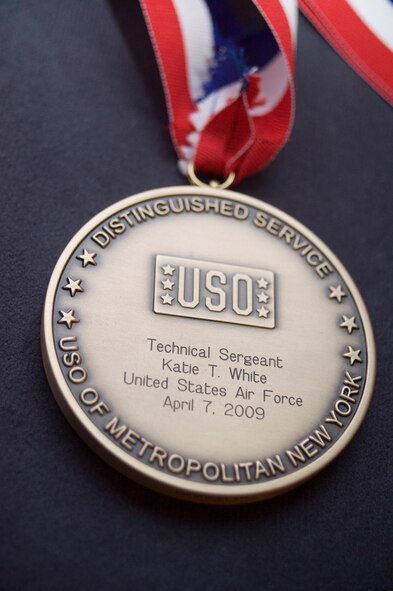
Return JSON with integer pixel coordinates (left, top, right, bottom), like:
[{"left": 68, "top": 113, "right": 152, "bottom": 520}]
[{"left": 41, "top": 186, "right": 376, "bottom": 504}]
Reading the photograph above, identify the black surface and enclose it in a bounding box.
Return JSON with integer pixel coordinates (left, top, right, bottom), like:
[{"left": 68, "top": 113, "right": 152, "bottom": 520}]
[{"left": 1, "top": 2, "right": 392, "bottom": 590}]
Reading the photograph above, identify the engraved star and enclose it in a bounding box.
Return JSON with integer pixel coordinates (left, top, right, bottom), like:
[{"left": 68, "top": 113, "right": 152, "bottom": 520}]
[
  {"left": 340, "top": 315, "right": 359, "bottom": 334},
  {"left": 257, "top": 291, "right": 269, "bottom": 304},
  {"left": 161, "top": 294, "right": 174, "bottom": 305},
  {"left": 62, "top": 277, "right": 84, "bottom": 297},
  {"left": 58, "top": 309, "right": 79, "bottom": 329},
  {"left": 329, "top": 284, "right": 346, "bottom": 303},
  {"left": 161, "top": 278, "right": 174, "bottom": 290},
  {"left": 77, "top": 249, "right": 97, "bottom": 267},
  {"left": 257, "top": 306, "right": 269, "bottom": 318},
  {"left": 343, "top": 346, "right": 362, "bottom": 365},
  {"left": 257, "top": 277, "right": 269, "bottom": 289},
  {"left": 162, "top": 264, "right": 175, "bottom": 276}
]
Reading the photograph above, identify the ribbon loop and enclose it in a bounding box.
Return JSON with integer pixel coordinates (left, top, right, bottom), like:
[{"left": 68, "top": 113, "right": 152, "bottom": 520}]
[{"left": 140, "top": 0, "right": 297, "bottom": 183}]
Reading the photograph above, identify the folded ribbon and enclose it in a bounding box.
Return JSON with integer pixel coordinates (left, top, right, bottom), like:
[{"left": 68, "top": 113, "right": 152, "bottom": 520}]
[
  {"left": 140, "top": 0, "right": 392, "bottom": 183},
  {"left": 140, "top": 0, "right": 296, "bottom": 183},
  {"left": 300, "top": 0, "right": 393, "bottom": 107}
]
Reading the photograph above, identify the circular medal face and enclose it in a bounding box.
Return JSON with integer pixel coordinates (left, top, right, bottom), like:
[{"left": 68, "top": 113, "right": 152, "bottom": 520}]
[{"left": 42, "top": 187, "right": 376, "bottom": 503}]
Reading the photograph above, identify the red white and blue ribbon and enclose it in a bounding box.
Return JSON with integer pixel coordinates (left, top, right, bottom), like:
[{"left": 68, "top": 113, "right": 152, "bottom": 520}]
[
  {"left": 300, "top": 0, "right": 393, "bottom": 107},
  {"left": 140, "top": 0, "right": 297, "bottom": 183},
  {"left": 139, "top": 0, "right": 392, "bottom": 183}
]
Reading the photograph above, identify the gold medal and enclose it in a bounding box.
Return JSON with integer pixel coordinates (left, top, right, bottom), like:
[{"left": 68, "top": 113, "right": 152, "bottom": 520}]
[{"left": 42, "top": 186, "right": 376, "bottom": 503}]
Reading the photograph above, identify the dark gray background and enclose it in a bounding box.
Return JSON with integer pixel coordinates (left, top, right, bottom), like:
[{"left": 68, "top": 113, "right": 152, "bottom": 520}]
[{"left": 1, "top": 2, "right": 392, "bottom": 590}]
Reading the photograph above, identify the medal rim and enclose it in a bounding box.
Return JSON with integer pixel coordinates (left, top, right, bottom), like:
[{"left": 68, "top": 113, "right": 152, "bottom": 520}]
[{"left": 41, "top": 185, "right": 376, "bottom": 504}]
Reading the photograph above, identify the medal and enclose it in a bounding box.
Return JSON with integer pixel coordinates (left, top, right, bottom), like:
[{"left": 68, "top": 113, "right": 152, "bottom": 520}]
[{"left": 42, "top": 1, "right": 376, "bottom": 503}]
